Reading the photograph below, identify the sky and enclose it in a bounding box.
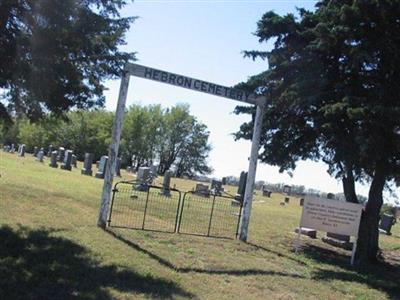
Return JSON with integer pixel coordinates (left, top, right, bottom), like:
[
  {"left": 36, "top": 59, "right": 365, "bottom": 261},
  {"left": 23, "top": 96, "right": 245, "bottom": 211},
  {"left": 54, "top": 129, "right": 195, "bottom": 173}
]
[{"left": 103, "top": 0, "right": 398, "bottom": 202}]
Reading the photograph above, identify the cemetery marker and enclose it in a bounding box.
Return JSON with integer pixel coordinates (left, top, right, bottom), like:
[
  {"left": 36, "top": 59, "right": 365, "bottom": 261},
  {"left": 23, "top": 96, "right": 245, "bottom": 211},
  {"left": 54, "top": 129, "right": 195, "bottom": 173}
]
[{"left": 98, "top": 63, "right": 266, "bottom": 241}]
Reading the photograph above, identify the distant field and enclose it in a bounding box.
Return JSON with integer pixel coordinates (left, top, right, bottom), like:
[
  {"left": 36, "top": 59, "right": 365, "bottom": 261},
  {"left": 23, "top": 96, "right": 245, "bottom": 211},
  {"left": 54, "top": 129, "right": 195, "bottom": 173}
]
[{"left": 0, "top": 152, "right": 399, "bottom": 300}]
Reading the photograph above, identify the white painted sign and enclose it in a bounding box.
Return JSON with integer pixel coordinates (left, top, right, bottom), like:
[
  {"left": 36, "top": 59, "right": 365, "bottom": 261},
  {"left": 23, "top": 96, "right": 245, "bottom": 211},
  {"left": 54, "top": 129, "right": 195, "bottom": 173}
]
[
  {"left": 300, "top": 198, "right": 363, "bottom": 236},
  {"left": 125, "top": 63, "right": 259, "bottom": 105}
]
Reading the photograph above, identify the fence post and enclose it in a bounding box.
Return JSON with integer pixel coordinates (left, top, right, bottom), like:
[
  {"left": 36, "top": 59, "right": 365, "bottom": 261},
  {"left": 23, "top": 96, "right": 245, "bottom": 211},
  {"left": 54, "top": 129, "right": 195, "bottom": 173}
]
[
  {"left": 207, "top": 195, "right": 217, "bottom": 237},
  {"left": 174, "top": 191, "right": 182, "bottom": 233},
  {"left": 107, "top": 184, "right": 118, "bottom": 227},
  {"left": 142, "top": 187, "right": 151, "bottom": 230}
]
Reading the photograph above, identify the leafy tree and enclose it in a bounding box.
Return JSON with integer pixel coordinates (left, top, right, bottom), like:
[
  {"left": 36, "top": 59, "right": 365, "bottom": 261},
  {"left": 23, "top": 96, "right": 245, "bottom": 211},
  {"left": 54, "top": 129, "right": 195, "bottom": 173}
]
[
  {"left": 236, "top": 0, "right": 400, "bottom": 264},
  {"left": 121, "top": 104, "right": 163, "bottom": 170},
  {"left": 0, "top": 0, "right": 135, "bottom": 121},
  {"left": 174, "top": 122, "right": 213, "bottom": 178}
]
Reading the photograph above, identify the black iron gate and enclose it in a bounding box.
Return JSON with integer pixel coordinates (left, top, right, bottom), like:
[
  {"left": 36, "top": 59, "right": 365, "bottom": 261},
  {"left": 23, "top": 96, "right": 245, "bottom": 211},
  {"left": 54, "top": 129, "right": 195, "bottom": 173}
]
[
  {"left": 108, "top": 181, "right": 242, "bottom": 238},
  {"left": 108, "top": 181, "right": 181, "bottom": 233},
  {"left": 177, "top": 192, "right": 242, "bottom": 239}
]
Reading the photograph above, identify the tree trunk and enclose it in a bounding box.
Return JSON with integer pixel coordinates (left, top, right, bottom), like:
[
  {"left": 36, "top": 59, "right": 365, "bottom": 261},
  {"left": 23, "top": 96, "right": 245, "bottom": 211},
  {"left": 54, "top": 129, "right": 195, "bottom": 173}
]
[
  {"left": 342, "top": 168, "right": 359, "bottom": 203},
  {"left": 355, "top": 167, "right": 386, "bottom": 265}
]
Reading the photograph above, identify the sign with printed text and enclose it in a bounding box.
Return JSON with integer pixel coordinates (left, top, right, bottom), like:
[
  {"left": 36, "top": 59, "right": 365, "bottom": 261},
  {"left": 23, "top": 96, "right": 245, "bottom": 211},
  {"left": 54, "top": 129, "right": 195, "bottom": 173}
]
[
  {"left": 125, "top": 63, "right": 259, "bottom": 105},
  {"left": 300, "top": 198, "right": 363, "bottom": 237}
]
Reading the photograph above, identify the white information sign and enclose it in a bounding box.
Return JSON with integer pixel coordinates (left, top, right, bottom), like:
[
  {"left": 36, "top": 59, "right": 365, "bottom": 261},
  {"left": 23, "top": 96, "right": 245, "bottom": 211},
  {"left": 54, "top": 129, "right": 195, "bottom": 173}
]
[{"left": 300, "top": 198, "right": 363, "bottom": 236}]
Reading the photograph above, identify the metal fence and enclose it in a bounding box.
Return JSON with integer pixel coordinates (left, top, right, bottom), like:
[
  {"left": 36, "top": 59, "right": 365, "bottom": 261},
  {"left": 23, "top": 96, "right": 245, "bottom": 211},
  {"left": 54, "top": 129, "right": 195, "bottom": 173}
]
[{"left": 108, "top": 181, "right": 242, "bottom": 239}]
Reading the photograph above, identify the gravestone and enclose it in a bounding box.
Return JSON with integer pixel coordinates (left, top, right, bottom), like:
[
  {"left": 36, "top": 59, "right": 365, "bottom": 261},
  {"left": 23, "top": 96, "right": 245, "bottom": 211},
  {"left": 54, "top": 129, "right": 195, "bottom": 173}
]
[
  {"left": 115, "top": 157, "right": 121, "bottom": 176},
  {"left": 162, "top": 170, "right": 172, "bottom": 196},
  {"left": 81, "top": 153, "right": 94, "bottom": 176},
  {"left": 135, "top": 166, "right": 151, "bottom": 191},
  {"left": 284, "top": 197, "right": 290, "bottom": 204},
  {"left": 322, "top": 232, "right": 352, "bottom": 250},
  {"left": 95, "top": 156, "right": 108, "bottom": 179},
  {"left": 61, "top": 150, "right": 73, "bottom": 171},
  {"left": 195, "top": 183, "right": 210, "bottom": 197},
  {"left": 57, "top": 147, "right": 65, "bottom": 162},
  {"left": 10, "top": 144, "right": 15, "bottom": 153},
  {"left": 262, "top": 185, "right": 271, "bottom": 197},
  {"left": 137, "top": 167, "right": 151, "bottom": 184},
  {"left": 327, "top": 193, "right": 335, "bottom": 200},
  {"left": 71, "top": 154, "right": 77, "bottom": 168},
  {"left": 379, "top": 214, "right": 396, "bottom": 235},
  {"left": 36, "top": 150, "right": 44, "bottom": 162},
  {"left": 211, "top": 179, "right": 223, "bottom": 196},
  {"left": 18, "top": 144, "right": 26, "bottom": 157},
  {"left": 283, "top": 185, "right": 291, "bottom": 195},
  {"left": 295, "top": 227, "right": 317, "bottom": 239},
  {"left": 300, "top": 198, "right": 305, "bottom": 206},
  {"left": 33, "top": 146, "right": 39, "bottom": 157},
  {"left": 49, "top": 151, "right": 58, "bottom": 168},
  {"left": 47, "top": 145, "right": 54, "bottom": 157},
  {"left": 235, "top": 171, "right": 248, "bottom": 202}
]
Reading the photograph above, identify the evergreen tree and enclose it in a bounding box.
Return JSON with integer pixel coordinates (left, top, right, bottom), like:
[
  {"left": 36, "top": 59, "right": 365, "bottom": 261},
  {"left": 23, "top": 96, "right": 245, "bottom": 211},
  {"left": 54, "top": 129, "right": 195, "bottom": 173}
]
[{"left": 236, "top": 0, "right": 400, "bottom": 264}]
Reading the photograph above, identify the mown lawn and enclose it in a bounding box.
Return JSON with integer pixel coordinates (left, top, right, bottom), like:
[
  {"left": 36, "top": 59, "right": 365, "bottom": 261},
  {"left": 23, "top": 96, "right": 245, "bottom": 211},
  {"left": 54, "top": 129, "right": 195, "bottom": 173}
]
[{"left": 0, "top": 152, "right": 399, "bottom": 299}]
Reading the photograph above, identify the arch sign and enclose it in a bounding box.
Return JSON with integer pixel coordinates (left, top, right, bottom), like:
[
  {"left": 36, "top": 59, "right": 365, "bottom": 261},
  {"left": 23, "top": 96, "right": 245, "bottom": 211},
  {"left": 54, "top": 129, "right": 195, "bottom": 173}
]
[{"left": 97, "top": 63, "right": 266, "bottom": 242}]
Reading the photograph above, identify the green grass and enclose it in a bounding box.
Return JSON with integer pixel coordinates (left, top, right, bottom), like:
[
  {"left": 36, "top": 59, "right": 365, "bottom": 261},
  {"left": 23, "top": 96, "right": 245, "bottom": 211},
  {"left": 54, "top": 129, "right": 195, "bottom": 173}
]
[{"left": 1, "top": 152, "right": 399, "bottom": 299}]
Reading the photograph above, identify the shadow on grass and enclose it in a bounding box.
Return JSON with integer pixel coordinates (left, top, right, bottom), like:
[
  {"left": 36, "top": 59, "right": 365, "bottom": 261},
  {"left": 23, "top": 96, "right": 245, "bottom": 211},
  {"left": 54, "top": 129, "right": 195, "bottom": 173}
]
[
  {"left": 0, "top": 225, "right": 193, "bottom": 300},
  {"left": 302, "top": 244, "right": 400, "bottom": 299},
  {"left": 105, "top": 229, "right": 305, "bottom": 278}
]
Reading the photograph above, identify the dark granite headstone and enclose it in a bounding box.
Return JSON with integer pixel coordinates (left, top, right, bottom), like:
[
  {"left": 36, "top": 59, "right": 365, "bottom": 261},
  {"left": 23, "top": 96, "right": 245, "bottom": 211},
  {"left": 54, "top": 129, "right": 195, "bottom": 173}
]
[
  {"left": 57, "top": 147, "right": 65, "bottom": 162},
  {"left": 379, "top": 214, "right": 396, "bottom": 235},
  {"left": 95, "top": 155, "right": 108, "bottom": 179},
  {"left": 81, "top": 153, "right": 94, "bottom": 176},
  {"left": 49, "top": 151, "right": 58, "bottom": 168},
  {"left": 60, "top": 150, "right": 73, "bottom": 171},
  {"left": 236, "top": 171, "right": 248, "bottom": 202}
]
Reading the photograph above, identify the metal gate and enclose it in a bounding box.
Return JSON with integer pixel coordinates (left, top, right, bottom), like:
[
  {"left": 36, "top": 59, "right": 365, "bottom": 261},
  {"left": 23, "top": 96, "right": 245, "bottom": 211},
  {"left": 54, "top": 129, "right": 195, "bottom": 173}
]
[
  {"left": 108, "top": 181, "right": 181, "bottom": 233},
  {"left": 108, "top": 181, "right": 242, "bottom": 238},
  {"left": 177, "top": 192, "right": 242, "bottom": 239}
]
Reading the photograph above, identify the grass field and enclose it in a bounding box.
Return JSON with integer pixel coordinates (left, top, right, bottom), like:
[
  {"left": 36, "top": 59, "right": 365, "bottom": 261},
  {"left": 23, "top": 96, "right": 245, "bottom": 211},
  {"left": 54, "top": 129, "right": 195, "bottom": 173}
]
[{"left": 1, "top": 152, "right": 399, "bottom": 299}]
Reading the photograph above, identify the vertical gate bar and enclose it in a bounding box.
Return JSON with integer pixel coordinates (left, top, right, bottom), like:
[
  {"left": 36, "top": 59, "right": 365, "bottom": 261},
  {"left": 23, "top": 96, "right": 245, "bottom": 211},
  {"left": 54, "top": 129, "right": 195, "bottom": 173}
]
[
  {"left": 236, "top": 202, "right": 244, "bottom": 238},
  {"left": 142, "top": 186, "right": 151, "bottom": 230},
  {"left": 177, "top": 193, "right": 187, "bottom": 233},
  {"left": 174, "top": 191, "right": 182, "bottom": 233},
  {"left": 207, "top": 194, "right": 217, "bottom": 237},
  {"left": 107, "top": 183, "right": 118, "bottom": 227}
]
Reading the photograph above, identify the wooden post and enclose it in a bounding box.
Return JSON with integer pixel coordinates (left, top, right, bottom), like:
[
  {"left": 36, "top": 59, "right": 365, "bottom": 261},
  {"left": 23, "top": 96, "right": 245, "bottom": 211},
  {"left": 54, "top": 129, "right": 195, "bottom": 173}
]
[
  {"left": 97, "top": 67, "right": 130, "bottom": 228},
  {"left": 238, "top": 100, "right": 265, "bottom": 241}
]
